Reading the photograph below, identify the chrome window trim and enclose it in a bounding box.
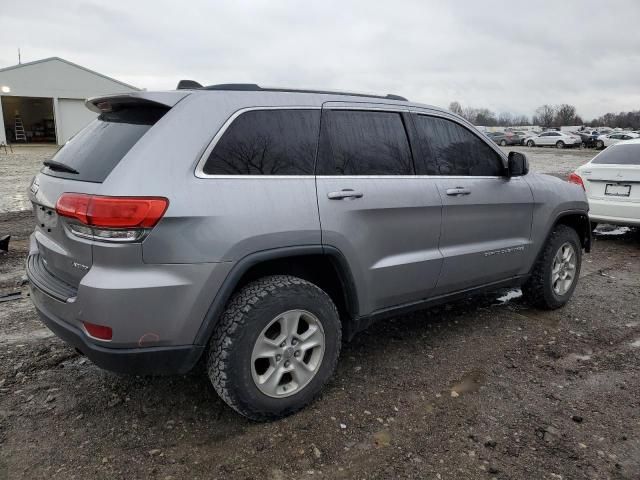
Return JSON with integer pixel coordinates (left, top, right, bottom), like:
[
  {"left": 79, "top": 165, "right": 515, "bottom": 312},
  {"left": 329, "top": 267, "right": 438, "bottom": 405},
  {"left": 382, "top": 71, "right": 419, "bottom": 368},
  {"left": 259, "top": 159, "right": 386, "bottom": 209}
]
[
  {"left": 190, "top": 175, "right": 507, "bottom": 180},
  {"left": 194, "top": 106, "right": 321, "bottom": 179},
  {"left": 194, "top": 105, "right": 511, "bottom": 180}
]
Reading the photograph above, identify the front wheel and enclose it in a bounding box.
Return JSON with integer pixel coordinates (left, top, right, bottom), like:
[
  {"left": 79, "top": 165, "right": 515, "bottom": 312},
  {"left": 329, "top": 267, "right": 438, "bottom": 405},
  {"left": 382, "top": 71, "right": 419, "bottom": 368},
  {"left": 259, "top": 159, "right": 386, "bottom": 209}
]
[
  {"left": 596, "top": 140, "right": 604, "bottom": 149},
  {"left": 523, "top": 225, "right": 582, "bottom": 309},
  {"left": 207, "top": 275, "right": 341, "bottom": 421},
  {"left": 527, "top": 140, "right": 535, "bottom": 147},
  {"left": 500, "top": 139, "right": 507, "bottom": 146}
]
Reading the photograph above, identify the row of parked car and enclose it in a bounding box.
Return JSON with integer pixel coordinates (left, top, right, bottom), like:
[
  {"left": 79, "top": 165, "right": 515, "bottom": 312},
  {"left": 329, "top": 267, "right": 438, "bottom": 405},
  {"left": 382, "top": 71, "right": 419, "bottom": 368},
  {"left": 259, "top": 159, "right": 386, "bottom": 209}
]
[{"left": 486, "top": 129, "right": 640, "bottom": 150}]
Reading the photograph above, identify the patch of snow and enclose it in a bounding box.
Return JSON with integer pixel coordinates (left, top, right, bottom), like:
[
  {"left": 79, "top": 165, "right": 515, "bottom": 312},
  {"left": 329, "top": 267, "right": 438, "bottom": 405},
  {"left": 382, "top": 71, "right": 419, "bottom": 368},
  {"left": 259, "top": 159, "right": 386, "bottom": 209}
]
[
  {"left": 497, "top": 288, "right": 523, "bottom": 303},
  {"left": 596, "top": 226, "right": 631, "bottom": 236}
]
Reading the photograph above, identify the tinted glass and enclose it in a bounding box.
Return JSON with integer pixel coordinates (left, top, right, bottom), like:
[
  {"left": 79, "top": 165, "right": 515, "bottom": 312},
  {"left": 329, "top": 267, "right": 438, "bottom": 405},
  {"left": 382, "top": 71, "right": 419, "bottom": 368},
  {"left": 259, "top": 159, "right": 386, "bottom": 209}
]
[
  {"left": 43, "top": 106, "right": 167, "bottom": 183},
  {"left": 413, "top": 115, "right": 504, "bottom": 176},
  {"left": 203, "top": 109, "right": 320, "bottom": 175},
  {"left": 592, "top": 144, "right": 640, "bottom": 165},
  {"left": 317, "top": 110, "right": 413, "bottom": 175}
]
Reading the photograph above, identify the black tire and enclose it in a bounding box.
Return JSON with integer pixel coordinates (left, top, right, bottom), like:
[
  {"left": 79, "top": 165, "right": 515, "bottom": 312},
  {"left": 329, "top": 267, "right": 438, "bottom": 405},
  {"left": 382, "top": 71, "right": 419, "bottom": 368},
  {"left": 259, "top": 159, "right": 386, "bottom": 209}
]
[
  {"left": 591, "top": 222, "right": 598, "bottom": 232},
  {"left": 596, "top": 140, "right": 604, "bottom": 149},
  {"left": 207, "top": 275, "right": 341, "bottom": 421},
  {"left": 523, "top": 225, "right": 582, "bottom": 309},
  {"left": 556, "top": 140, "right": 565, "bottom": 149},
  {"left": 527, "top": 140, "right": 535, "bottom": 147},
  {"left": 500, "top": 139, "right": 507, "bottom": 146}
]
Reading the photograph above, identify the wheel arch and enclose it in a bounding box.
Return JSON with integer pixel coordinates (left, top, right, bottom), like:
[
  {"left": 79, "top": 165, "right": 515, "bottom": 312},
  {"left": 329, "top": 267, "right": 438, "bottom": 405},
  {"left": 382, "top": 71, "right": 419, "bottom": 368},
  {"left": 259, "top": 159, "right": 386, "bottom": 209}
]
[
  {"left": 553, "top": 211, "right": 592, "bottom": 253},
  {"left": 530, "top": 211, "right": 591, "bottom": 274},
  {"left": 193, "top": 246, "right": 359, "bottom": 346}
]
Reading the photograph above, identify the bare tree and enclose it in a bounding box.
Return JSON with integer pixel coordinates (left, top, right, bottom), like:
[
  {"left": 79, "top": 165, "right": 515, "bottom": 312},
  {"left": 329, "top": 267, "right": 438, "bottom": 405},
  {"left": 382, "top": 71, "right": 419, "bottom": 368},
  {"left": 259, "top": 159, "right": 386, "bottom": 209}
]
[
  {"left": 497, "top": 112, "right": 514, "bottom": 126},
  {"left": 535, "top": 105, "right": 556, "bottom": 127},
  {"left": 555, "top": 104, "right": 579, "bottom": 126},
  {"left": 449, "top": 101, "right": 464, "bottom": 116}
]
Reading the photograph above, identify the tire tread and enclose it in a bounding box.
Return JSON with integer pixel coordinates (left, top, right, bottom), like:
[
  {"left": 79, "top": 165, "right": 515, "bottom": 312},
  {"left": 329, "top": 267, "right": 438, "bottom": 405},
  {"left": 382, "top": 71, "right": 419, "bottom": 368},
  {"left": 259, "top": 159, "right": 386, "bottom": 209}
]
[{"left": 207, "top": 275, "right": 340, "bottom": 421}]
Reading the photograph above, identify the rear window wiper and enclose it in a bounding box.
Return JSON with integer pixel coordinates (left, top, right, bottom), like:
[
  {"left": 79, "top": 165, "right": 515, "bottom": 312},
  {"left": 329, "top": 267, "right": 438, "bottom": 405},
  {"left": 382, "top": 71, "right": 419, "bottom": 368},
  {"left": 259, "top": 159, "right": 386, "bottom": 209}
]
[{"left": 43, "top": 160, "right": 79, "bottom": 175}]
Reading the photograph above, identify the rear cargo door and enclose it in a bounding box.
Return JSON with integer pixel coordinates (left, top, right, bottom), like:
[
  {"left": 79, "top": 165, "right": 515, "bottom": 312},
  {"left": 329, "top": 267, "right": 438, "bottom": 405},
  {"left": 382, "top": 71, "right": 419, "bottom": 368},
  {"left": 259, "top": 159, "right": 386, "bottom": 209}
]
[{"left": 29, "top": 98, "right": 171, "bottom": 289}]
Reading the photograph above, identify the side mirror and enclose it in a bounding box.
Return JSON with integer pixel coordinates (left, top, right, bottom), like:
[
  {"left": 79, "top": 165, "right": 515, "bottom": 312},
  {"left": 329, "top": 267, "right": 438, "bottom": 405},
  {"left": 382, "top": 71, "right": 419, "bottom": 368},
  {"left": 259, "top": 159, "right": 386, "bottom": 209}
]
[{"left": 507, "top": 151, "right": 529, "bottom": 177}]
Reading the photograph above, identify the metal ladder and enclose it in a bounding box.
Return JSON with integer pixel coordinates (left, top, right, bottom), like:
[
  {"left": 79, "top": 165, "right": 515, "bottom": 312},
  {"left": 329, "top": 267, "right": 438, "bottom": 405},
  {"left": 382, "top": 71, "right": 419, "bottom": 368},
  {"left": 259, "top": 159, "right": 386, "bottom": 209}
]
[{"left": 14, "top": 115, "right": 26, "bottom": 142}]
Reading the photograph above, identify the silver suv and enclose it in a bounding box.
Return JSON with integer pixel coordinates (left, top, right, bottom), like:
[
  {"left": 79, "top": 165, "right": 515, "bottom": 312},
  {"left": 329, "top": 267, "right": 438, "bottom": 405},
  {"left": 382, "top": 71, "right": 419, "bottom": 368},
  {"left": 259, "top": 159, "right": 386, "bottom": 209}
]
[{"left": 27, "top": 84, "right": 591, "bottom": 420}]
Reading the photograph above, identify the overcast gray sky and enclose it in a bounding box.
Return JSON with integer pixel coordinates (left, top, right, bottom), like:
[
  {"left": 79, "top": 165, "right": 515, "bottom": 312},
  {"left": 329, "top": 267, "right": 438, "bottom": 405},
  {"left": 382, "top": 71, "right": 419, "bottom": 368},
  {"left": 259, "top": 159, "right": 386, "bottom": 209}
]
[{"left": 1, "top": 0, "right": 638, "bottom": 120}]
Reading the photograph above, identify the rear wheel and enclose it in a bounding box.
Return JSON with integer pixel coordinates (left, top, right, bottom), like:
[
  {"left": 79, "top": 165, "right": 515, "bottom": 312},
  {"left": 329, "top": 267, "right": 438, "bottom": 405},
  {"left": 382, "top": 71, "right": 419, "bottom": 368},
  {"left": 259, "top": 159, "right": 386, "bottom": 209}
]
[
  {"left": 523, "top": 225, "right": 582, "bottom": 309},
  {"left": 500, "top": 139, "right": 507, "bottom": 146},
  {"left": 207, "top": 275, "right": 341, "bottom": 421},
  {"left": 527, "top": 140, "right": 535, "bottom": 147},
  {"left": 596, "top": 140, "right": 604, "bottom": 149},
  {"left": 556, "top": 141, "right": 565, "bottom": 149}
]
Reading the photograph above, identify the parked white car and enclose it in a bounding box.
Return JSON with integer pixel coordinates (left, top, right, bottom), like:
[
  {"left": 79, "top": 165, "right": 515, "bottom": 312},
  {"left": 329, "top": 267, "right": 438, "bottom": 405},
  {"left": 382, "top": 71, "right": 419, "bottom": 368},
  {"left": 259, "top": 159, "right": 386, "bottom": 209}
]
[
  {"left": 570, "top": 139, "right": 640, "bottom": 227},
  {"left": 526, "top": 131, "right": 582, "bottom": 149},
  {"left": 595, "top": 132, "right": 639, "bottom": 149}
]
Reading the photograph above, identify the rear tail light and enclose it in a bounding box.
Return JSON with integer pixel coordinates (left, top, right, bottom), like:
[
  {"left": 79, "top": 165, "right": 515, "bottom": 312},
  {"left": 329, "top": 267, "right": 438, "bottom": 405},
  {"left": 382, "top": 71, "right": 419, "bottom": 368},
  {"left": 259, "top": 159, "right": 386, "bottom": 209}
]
[
  {"left": 83, "top": 321, "right": 113, "bottom": 340},
  {"left": 568, "top": 172, "right": 585, "bottom": 190},
  {"left": 56, "top": 193, "right": 168, "bottom": 242}
]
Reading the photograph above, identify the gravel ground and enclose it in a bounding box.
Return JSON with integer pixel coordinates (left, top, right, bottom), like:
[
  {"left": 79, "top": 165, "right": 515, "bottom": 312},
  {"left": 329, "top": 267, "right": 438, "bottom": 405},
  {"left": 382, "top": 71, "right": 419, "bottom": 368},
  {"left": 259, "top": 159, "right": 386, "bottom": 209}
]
[
  {"left": 0, "top": 146, "right": 59, "bottom": 214},
  {"left": 1, "top": 145, "right": 639, "bottom": 479}
]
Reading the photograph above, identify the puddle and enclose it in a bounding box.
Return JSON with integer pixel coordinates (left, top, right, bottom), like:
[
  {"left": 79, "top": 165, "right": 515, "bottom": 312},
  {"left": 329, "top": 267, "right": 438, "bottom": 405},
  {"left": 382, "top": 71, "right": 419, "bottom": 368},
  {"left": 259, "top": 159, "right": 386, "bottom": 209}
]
[
  {"left": 0, "top": 328, "right": 54, "bottom": 344},
  {"left": 450, "top": 369, "right": 486, "bottom": 396},
  {"left": 372, "top": 430, "right": 391, "bottom": 448},
  {"left": 496, "top": 288, "right": 522, "bottom": 304}
]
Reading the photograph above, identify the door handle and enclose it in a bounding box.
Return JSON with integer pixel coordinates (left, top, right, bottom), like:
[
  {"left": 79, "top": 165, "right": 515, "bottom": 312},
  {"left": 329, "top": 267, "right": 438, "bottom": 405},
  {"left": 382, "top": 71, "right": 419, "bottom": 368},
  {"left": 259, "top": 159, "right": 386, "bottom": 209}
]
[
  {"left": 445, "top": 187, "right": 471, "bottom": 196},
  {"left": 327, "top": 189, "right": 364, "bottom": 200}
]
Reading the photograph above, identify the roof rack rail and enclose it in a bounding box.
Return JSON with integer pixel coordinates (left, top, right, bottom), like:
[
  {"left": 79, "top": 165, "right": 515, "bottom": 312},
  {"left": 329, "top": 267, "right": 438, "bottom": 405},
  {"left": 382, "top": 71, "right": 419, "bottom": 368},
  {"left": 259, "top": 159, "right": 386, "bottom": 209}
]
[{"left": 199, "top": 83, "right": 408, "bottom": 101}]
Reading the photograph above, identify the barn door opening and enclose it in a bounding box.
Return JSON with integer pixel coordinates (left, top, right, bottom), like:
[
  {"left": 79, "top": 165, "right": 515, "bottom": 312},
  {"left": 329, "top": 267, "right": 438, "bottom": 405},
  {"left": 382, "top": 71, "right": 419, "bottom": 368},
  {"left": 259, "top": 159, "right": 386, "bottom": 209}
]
[{"left": 1, "top": 96, "right": 56, "bottom": 144}]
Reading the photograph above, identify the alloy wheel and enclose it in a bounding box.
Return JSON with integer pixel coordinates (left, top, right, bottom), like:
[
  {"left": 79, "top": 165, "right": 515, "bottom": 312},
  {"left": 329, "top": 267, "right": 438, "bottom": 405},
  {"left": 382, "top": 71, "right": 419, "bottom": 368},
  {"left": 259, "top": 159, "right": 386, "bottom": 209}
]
[
  {"left": 551, "top": 242, "right": 577, "bottom": 296},
  {"left": 251, "top": 309, "right": 325, "bottom": 398}
]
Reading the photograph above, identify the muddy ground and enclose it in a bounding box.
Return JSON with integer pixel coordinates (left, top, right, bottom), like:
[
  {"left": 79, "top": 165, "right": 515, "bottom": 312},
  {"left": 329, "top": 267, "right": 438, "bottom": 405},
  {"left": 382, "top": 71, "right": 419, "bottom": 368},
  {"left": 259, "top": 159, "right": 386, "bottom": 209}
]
[{"left": 0, "top": 146, "right": 639, "bottom": 479}]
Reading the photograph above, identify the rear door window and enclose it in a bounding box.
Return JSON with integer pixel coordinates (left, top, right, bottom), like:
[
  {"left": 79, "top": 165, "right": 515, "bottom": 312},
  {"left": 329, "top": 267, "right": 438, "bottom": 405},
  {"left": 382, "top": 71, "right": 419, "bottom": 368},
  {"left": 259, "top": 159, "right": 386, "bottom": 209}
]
[
  {"left": 412, "top": 114, "right": 504, "bottom": 176},
  {"left": 203, "top": 109, "right": 320, "bottom": 175},
  {"left": 592, "top": 144, "right": 640, "bottom": 165},
  {"left": 43, "top": 106, "right": 168, "bottom": 183},
  {"left": 316, "top": 110, "right": 413, "bottom": 175}
]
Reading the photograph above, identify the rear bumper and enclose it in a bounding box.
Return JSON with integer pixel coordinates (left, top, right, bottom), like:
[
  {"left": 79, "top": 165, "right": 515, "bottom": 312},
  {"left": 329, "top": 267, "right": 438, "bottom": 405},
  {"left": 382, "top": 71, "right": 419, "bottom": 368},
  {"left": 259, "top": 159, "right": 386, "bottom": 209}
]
[
  {"left": 31, "top": 286, "right": 204, "bottom": 374},
  {"left": 588, "top": 198, "right": 640, "bottom": 226}
]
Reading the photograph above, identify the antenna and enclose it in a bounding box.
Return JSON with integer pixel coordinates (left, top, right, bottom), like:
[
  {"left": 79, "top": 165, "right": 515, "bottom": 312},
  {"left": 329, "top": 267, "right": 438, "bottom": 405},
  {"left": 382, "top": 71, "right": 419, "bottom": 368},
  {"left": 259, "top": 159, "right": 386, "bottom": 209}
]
[{"left": 18, "top": 48, "right": 21, "bottom": 64}]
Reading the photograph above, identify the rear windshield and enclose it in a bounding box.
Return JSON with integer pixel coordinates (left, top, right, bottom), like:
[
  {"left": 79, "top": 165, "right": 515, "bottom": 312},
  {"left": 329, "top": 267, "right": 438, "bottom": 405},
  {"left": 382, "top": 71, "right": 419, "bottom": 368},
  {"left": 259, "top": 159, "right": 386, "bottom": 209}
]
[
  {"left": 592, "top": 144, "right": 640, "bottom": 165},
  {"left": 43, "top": 105, "right": 168, "bottom": 182}
]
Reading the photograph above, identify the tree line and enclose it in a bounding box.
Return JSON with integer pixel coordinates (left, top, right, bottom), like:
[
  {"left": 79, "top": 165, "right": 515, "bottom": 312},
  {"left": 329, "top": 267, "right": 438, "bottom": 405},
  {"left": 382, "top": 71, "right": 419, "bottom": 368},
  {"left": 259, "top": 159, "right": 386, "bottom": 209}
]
[{"left": 449, "top": 101, "right": 640, "bottom": 129}]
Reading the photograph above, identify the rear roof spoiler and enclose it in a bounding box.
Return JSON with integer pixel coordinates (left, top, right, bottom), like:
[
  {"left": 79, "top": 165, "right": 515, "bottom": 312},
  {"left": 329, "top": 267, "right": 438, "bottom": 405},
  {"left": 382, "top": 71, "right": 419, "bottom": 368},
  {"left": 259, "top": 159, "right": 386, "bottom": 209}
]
[{"left": 86, "top": 91, "right": 191, "bottom": 113}]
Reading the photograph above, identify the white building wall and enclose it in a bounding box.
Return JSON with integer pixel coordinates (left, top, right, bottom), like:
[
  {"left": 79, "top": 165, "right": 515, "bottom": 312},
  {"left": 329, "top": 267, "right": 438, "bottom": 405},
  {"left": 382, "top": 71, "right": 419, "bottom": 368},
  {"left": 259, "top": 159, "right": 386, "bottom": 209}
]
[
  {"left": 0, "top": 57, "right": 138, "bottom": 145},
  {"left": 57, "top": 98, "right": 98, "bottom": 144}
]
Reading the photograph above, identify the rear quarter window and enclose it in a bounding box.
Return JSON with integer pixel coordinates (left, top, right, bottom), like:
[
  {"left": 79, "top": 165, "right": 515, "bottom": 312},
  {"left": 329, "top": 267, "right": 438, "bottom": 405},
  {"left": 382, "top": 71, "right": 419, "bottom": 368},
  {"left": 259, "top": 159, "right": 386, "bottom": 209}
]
[
  {"left": 43, "top": 106, "right": 167, "bottom": 183},
  {"left": 202, "top": 109, "right": 320, "bottom": 175},
  {"left": 592, "top": 144, "right": 640, "bottom": 165}
]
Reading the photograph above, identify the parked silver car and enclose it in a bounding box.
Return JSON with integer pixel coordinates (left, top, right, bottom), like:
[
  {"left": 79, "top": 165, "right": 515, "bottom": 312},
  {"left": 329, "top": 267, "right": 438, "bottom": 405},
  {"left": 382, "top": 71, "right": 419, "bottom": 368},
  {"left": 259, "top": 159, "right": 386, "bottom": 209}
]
[{"left": 27, "top": 84, "right": 591, "bottom": 420}]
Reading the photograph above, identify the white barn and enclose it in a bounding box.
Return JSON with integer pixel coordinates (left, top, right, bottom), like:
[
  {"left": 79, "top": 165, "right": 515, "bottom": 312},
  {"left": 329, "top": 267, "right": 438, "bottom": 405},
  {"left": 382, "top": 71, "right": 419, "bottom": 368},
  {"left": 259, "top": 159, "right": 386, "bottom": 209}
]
[{"left": 0, "top": 57, "right": 139, "bottom": 146}]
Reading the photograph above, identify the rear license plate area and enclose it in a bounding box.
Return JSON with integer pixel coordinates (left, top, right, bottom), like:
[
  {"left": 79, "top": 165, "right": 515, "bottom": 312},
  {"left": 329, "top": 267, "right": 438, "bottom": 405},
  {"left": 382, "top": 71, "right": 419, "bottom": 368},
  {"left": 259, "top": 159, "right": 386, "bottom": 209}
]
[
  {"left": 605, "top": 184, "right": 631, "bottom": 197},
  {"left": 35, "top": 204, "right": 58, "bottom": 231}
]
